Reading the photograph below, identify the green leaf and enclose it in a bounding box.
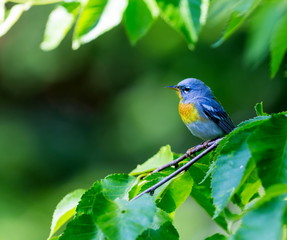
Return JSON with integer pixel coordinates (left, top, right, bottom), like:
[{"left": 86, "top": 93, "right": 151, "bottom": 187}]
[
  {"left": 189, "top": 163, "right": 228, "bottom": 230},
  {"left": 245, "top": 0, "right": 287, "bottom": 66},
  {"left": 213, "top": 0, "right": 261, "bottom": 47},
  {"left": 155, "top": 0, "right": 206, "bottom": 48},
  {"left": 59, "top": 214, "right": 104, "bottom": 240},
  {"left": 189, "top": 0, "right": 209, "bottom": 33},
  {"left": 101, "top": 173, "right": 137, "bottom": 200},
  {"left": 248, "top": 115, "right": 287, "bottom": 188},
  {"left": 48, "top": 189, "right": 85, "bottom": 239},
  {"left": 93, "top": 194, "right": 156, "bottom": 240},
  {"left": 124, "top": 0, "right": 156, "bottom": 44},
  {"left": 254, "top": 102, "right": 267, "bottom": 116},
  {"left": 136, "top": 170, "right": 173, "bottom": 194},
  {"left": 76, "top": 174, "right": 136, "bottom": 215},
  {"left": 254, "top": 184, "right": 287, "bottom": 208},
  {"left": 211, "top": 121, "right": 263, "bottom": 217},
  {"left": 238, "top": 171, "right": 261, "bottom": 206},
  {"left": 0, "top": 3, "right": 30, "bottom": 37},
  {"left": 73, "top": 0, "right": 128, "bottom": 49},
  {"left": 237, "top": 116, "right": 270, "bottom": 127},
  {"left": 156, "top": 171, "right": 193, "bottom": 213},
  {"left": 271, "top": 13, "right": 287, "bottom": 78},
  {"left": 137, "top": 208, "right": 179, "bottom": 240},
  {"left": 130, "top": 145, "right": 173, "bottom": 175},
  {"left": 41, "top": 1, "right": 81, "bottom": 51},
  {"left": 8, "top": 0, "right": 63, "bottom": 4},
  {"left": 76, "top": 181, "right": 103, "bottom": 216},
  {"left": 137, "top": 221, "right": 179, "bottom": 240},
  {"left": 144, "top": 0, "right": 160, "bottom": 17},
  {"left": 205, "top": 233, "right": 227, "bottom": 240},
  {"left": 64, "top": 174, "right": 158, "bottom": 240},
  {"left": 232, "top": 197, "right": 286, "bottom": 240}
]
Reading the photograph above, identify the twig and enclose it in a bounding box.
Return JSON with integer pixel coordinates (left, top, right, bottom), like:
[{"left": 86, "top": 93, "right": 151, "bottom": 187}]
[
  {"left": 152, "top": 138, "right": 222, "bottom": 173},
  {"left": 131, "top": 138, "right": 222, "bottom": 201}
]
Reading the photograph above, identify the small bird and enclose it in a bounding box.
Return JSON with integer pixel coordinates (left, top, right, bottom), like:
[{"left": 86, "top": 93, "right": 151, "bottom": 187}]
[{"left": 168, "top": 78, "right": 235, "bottom": 140}]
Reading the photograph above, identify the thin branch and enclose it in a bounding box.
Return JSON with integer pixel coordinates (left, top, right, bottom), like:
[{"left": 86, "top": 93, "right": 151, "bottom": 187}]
[
  {"left": 131, "top": 138, "right": 222, "bottom": 201},
  {"left": 152, "top": 138, "right": 222, "bottom": 173}
]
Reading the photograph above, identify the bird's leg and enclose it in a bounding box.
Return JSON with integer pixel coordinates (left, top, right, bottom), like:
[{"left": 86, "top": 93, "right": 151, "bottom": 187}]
[
  {"left": 152, "top": 154, "right": 187, "bottom": 173},
  {"left": 186, "top": 138, "right": 221, "bottom": 157},
  {"left": 186, "top": 143, "right": 205, "bottom": 157},
  {"left": 202, "top": 138, "right": 220, "bottom": 149},
  {"left": 202, "top": 139, "right": 212, "bottom": 148},
  {"left": 131, "top": 140, "right": 221, "bottom": 201},
  {"left": 152, "top": 138, "right": 222, "bottom": 174}
]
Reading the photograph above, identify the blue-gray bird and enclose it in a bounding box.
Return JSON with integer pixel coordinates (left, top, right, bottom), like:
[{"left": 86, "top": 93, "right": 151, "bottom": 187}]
[{"left": 168, "top": 78, "right": 235, "bottom": 140}]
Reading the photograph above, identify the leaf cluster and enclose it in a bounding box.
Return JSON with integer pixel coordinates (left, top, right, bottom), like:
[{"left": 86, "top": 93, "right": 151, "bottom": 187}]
[
  {"left": 48, "top": 103, "right": 287, "bottom": 240},
  {"left": 2, "top": 0, "right": 287, "bottom": 76}
]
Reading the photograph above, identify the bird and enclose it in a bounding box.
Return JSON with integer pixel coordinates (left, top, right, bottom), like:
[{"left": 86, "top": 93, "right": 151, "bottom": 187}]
[{"left": 167, "top": 78, "right": 235, "bottom": 140}]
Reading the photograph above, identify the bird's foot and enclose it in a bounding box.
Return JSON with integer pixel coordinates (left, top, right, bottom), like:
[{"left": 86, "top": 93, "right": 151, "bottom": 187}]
[{"left": 202, "top": 139, "right": 212, "bottom": 148}]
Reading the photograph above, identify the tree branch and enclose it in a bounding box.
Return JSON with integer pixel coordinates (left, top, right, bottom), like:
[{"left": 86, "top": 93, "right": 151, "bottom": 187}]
[
  {"left": 131, "top": 138, "right": 222, "bottom": 201},
  {"left": 152, "top": 138, "right": 222, "bottom": 173}
]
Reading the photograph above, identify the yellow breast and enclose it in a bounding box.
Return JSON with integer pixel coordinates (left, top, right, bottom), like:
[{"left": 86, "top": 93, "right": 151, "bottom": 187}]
[{"left": 178, "top": 103, "right": 201, "bottom": 124}]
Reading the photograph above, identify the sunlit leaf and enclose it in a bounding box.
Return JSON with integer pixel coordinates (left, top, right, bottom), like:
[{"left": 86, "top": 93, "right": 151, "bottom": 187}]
[
  {"left": 255, "top": 184, "right": 287, "bottom": 207},
  {"left": 0, "top": 3, "right": 30, "bottom": 37},
  {"left": 189, "top": 0, "right": 209, "bottom": 33},
  {"left": 124, "top": 0, "right": 156, "bottom": 44},
  {"left": 144, "top": 0, "right": 160, "bottom": 17},
  {"left": 48, "top": 189, "right": 85, "bottom": 239},
  {"left": 73, "top": 0, "right": 128, "bottom": 49},
  {"left": 9, "top": 0, "right": 62, "bottom": 4},
  {"left": 155, "top": 0, "right": 207, "bottom": 48},
  {"left": 271, "top": 13, "right": 287, "bottom": 78},
  {"left": 238, "top": 171, "right": 261, "bottom": 206},
  {"left": 254, "top": 102, "right": 267, "bottom": 116},
  {"left": 130, "top": 145, "right": 173, "bottom": 175},
  {"left": 41, "top": 1, "right": 81, "bottom": 51}
]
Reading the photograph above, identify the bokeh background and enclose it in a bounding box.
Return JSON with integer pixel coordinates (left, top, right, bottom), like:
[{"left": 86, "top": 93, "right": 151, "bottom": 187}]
[{"left": 0, "top": 5, "right": 286, "bottom": 240}]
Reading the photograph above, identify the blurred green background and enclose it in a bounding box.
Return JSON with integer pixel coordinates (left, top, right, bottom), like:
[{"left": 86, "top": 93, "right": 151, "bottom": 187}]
[{"left": 0, "top": 5, "right": 286, "bottom": 240}]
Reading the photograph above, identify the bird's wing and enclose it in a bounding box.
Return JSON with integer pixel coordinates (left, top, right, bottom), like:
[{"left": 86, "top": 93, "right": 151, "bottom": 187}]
[{"left": 199, "top": 98, "right": 235, "bottom": 134}]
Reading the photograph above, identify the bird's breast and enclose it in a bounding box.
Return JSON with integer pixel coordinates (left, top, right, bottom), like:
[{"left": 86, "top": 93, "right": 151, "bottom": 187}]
[{"left": 178, "top": 103, "right": 202, "bottom": 124}]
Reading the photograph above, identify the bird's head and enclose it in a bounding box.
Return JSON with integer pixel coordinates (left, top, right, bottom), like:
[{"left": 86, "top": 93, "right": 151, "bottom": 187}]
[{"left": 167, "top": 78, "right": 213, "bottom": 102}]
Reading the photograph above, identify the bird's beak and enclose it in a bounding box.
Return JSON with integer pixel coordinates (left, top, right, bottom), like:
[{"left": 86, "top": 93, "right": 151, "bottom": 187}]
[
  {"left": 166, "top": 85, "right": 178, "bottom": 90},
  {"left": 166, "top": 85, "right": 182, "bottom": 100}
]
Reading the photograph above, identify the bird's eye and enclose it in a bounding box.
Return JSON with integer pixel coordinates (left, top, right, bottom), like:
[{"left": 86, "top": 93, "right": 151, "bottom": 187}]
[{"left": 182, "top": 87, "right": 191, "bottom": 93}]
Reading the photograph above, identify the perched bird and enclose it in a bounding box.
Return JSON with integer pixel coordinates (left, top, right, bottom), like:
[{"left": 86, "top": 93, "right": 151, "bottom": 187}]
[{"left": 168, "top": 78, "right": 235, "bottom": 140}]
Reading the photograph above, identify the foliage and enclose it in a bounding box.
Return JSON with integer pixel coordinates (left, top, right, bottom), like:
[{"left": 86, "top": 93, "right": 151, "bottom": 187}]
[
  {"left": 47, "top": 105, "right": 287, "bottom": 240},
  {"left": 2, "top": 0, "right": 287, "bottom": 76}
]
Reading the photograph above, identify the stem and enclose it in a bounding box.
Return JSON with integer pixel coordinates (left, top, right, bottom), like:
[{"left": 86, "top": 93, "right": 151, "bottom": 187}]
[
  {"left": 131, "top": 138, "right": 221, "bottom": 201},
  {"left": 152, "top": 138, "right": 222, "bottom": 173}
]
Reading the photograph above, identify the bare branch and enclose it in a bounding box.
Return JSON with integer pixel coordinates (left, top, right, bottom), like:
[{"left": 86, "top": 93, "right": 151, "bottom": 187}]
[
  {"left": 152, "top": 138, "right": 222, "bottom": 173},
  {"left": 131, "top": 138, "right": 222, "bottom": 201}
]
